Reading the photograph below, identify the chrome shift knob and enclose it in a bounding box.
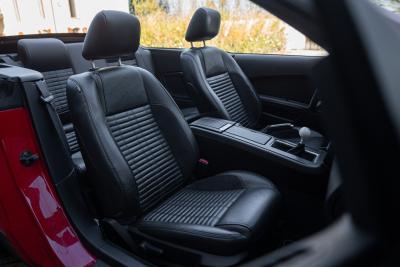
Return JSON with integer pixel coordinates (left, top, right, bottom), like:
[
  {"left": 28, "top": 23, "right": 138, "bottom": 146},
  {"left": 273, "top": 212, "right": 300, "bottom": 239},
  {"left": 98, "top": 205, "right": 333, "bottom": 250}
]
[{"left": 299, "top": 127, "right": 311, "bottom": 144}]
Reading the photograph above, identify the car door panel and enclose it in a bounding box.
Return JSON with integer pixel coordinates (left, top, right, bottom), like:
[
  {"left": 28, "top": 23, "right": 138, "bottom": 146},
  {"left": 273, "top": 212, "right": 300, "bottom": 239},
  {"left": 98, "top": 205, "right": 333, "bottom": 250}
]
[{"left": 234, "top": 53, "right": 324, "bottom": 129}]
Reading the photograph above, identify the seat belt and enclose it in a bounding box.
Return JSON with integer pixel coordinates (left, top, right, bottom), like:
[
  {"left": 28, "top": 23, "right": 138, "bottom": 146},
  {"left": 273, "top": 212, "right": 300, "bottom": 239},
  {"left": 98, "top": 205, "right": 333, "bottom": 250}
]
[{"left": 34, "top": 80, "right": 70, "bottom": 154}]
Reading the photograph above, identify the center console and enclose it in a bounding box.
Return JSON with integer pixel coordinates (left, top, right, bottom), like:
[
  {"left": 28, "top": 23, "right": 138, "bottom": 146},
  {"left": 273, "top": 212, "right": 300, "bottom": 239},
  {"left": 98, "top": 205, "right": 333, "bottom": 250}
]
[{"left": 190, "top": 117, "right": 329, "bottom": 174}]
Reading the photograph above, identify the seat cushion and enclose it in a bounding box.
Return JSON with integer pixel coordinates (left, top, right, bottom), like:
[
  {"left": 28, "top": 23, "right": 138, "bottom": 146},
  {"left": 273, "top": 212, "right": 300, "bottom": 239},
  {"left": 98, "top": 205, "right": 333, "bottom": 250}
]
[{"left": 134, "top": 171, "right": 280, "bottom": 255}]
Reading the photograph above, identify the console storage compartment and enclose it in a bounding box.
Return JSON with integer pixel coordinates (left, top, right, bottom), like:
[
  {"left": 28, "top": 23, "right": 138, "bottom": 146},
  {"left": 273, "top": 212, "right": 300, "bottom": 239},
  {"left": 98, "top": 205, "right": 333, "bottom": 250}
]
[{"left": 190, "top": 117, "right": 327, "bottom": 173}]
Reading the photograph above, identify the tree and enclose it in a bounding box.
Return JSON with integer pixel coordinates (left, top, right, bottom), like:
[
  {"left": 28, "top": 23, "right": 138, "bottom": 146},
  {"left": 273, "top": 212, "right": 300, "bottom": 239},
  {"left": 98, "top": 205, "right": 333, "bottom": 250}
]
[
  {"left": 128, "top": 0, "right": 135, "bottom": 14},
  {"left": 131, "top": 0, "right": 169, "bottom": 16},
  {"left": 0, "top": 8, "right": 4, "bottom": 36}
]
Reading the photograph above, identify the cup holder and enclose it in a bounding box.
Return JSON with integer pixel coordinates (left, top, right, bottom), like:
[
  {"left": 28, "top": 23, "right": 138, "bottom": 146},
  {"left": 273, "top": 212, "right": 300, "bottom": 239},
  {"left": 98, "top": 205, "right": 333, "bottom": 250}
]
[{"left": 271, "top": 140, "right": 317, "bottom": 162}]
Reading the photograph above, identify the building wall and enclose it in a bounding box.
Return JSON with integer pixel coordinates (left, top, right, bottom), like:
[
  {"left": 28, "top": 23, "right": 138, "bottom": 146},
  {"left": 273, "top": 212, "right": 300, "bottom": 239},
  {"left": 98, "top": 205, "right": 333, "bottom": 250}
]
[{"left": 0, "top": 0, "right": 129, "bottom": 36}]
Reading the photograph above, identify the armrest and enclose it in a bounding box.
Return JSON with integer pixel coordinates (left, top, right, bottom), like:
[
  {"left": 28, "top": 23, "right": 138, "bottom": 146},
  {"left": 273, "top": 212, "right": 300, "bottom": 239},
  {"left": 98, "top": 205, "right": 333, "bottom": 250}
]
[{"left": 190, "top": 117, "right": 235, "bottom": 133}]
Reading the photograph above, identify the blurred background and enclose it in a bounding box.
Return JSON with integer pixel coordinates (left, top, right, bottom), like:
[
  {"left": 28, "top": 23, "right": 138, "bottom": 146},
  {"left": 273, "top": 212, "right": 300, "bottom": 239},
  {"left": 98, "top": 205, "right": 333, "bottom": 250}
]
[{"left": 0, "top": 0, "right": 398, "bottom": 55}]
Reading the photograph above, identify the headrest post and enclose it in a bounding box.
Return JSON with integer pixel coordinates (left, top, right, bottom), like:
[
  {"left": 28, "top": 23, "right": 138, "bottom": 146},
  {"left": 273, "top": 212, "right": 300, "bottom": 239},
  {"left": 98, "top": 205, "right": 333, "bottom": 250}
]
[
  {"left": 91, "top": 61, "right": 96, "bottom": 69},
  {"left": 190, "top": 42, "right": 194, "bottom": 48},
  {"left": 203, "top": 40, "right": 206, "bottom": 47},
  {"left": 118, "top": 57, "right": 123, "bottom": 66}
]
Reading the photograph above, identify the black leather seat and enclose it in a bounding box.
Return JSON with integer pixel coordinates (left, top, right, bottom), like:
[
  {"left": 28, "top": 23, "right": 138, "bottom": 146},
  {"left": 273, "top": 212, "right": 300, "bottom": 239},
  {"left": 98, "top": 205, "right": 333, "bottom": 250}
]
[
  {"left": 181, "top": 8, "right": 326, "bottom": 148},
  {"left": 17, "top": 38, "right": 85, "bottom": 173},
  {"left": 66, "top": 10, "right": 280, "bottom": 265}
]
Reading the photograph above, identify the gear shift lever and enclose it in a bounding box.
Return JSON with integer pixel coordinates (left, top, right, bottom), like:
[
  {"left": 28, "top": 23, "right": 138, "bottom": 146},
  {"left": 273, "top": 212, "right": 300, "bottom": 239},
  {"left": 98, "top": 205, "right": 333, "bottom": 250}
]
[
  {"left": 288, "top": 127, "right": 311, "bottom": 155},
  {"left": 299, "top": 127, "right": 311, "bottom": 145}
]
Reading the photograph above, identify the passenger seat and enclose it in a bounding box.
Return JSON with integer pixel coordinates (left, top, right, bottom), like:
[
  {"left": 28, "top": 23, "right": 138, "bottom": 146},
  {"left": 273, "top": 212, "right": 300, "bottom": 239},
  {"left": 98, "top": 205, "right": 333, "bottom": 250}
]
[
  {"left": 181, "top": 8, "right": 326, "bottom": 149},
  {"left": 67, "top": 10, "right": 280, "bottom": 266}
]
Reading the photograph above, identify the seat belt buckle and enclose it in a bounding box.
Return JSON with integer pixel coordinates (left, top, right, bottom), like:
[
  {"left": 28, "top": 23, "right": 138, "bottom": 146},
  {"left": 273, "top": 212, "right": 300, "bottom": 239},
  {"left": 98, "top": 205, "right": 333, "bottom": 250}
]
[
  {"left": 41, "top": 94, "right": 55, "bottom": 103},
  {"left": 196, "top": 158, "right": 209, "bottom": 178},
  {"left": 198, "top": 158, "right": 209, "bottom": 166}
]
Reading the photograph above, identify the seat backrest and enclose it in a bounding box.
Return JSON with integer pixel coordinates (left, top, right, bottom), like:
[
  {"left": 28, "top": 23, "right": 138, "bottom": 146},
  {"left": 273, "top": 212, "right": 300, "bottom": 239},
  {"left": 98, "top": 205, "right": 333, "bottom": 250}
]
[
  {"left": 18, "top": 38, "right": 73, "bottom": 120},
  {"left": 18, "top": 38, "right": 80, "bottom": 154},
  {"left": 181, "top": 7, "right": 262, "bottom": 129},
  {"left": 67, "top": 10, "right": 198, "bottom": 221},
  {"left": 67, "top": 43, "right": 155, "bottom": 74}
]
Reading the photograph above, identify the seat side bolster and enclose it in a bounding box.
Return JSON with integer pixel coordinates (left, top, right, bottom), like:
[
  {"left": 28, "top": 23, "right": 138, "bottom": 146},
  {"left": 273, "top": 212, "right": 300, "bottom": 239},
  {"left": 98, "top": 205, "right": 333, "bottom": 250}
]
[
  {"left": 181, "top": 50, "right": 231, "bottom": 119},
  {"left": 215, "top": 171, "right": 281, "bottom": 237},
  {"left": 140, "top": 68, "right": 199, "bottom": 178},
  {"left": 135, "top": 47, "right": 156, "bottom": 74},
  {"left": 220, "top": 52, "right": 263, "bottom": 128},
  {"left": 216, "top": 188, "right": 280, "bottom": 237},
  {"left": 67, "top": 74, "right": 141, "bottom": 219}
]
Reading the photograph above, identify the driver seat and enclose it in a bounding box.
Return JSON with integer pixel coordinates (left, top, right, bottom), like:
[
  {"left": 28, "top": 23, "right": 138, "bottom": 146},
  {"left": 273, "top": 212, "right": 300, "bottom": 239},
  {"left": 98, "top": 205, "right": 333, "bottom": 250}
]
[{"left": 180, "top": 7, "right": 326, "bottom": 149}]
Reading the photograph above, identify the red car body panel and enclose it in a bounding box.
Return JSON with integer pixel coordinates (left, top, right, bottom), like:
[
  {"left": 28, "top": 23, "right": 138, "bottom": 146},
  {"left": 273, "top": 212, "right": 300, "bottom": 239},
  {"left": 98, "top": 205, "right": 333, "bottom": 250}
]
[{"left": 0, "top": 107, "right": 96, "bottom": 267}]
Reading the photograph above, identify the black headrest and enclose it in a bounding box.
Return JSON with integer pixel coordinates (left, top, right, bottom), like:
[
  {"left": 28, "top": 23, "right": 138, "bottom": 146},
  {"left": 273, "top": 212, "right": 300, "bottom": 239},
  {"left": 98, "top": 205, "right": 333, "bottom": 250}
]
[
  {"left": 185, "top": 7, "right": 221, "bottom": 42},
  {"left": 17, "top": 38, "right": 71, "bottom": 72},
  {"left": 82, "top": 10, "right": 140, "bottom": 60}
]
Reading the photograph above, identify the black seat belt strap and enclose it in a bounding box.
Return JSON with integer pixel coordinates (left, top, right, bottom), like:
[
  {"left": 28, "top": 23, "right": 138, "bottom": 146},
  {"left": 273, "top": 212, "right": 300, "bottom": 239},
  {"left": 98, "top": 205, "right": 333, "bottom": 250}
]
[{"left": 35, "top": 80, "right": 70, "bottom": 154}]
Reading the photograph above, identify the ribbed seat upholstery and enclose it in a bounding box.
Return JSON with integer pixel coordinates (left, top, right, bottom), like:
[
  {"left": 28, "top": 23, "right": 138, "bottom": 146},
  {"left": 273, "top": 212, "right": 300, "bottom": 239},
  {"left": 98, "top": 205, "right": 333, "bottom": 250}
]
[
  {"left": 106, "top": 105, "right": 185, "bottom": 211},
  {"left": 143, "top": 188, "right": 245, "bottom": 226},
  {"left": 42, "top": 68, "right": 74, "bottom": 114},
  {"left": 206, "top": 72, "right": 250, "bottom": 127},
  {"left": 66, "top": 10, "right": 280, "bottom": 265}
]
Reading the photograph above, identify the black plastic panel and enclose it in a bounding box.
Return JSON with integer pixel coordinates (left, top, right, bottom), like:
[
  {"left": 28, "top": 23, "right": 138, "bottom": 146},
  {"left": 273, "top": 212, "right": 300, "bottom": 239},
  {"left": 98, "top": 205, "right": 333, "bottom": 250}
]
[
  {"left": 0, "top": 78, "right": 23, "bottom": 111},
  {"left": 0, "top": 64, "right": 43, "bottom": 111},
  {"left": 225, "top": 126, "right": 271, "bottom": 145}
]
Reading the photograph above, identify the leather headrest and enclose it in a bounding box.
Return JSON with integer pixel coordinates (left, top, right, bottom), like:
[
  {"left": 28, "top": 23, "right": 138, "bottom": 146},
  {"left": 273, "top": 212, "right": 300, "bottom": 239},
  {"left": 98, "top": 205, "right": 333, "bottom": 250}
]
[
  {"left": 18, "top": 38, "right": 71, "bottom": 72},
  {"left": 185, "top": 8, "right": 221, "bottom": 42},
  {"left": 82, "top": 10, "right": 140, "bottom": 60}
]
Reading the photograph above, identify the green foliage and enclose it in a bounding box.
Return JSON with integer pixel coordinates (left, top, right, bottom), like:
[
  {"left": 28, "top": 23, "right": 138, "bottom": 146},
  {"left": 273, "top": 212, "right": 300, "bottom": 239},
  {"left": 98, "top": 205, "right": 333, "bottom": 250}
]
[
  {"left": 372, "top": 0, "right": 400, "bottom": 13},
  {"left": 132, "top": 0, "right": 163, "bottom": 16},
  {"left": 134, "top": 1, "right": 286, "bottom": 53}
]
